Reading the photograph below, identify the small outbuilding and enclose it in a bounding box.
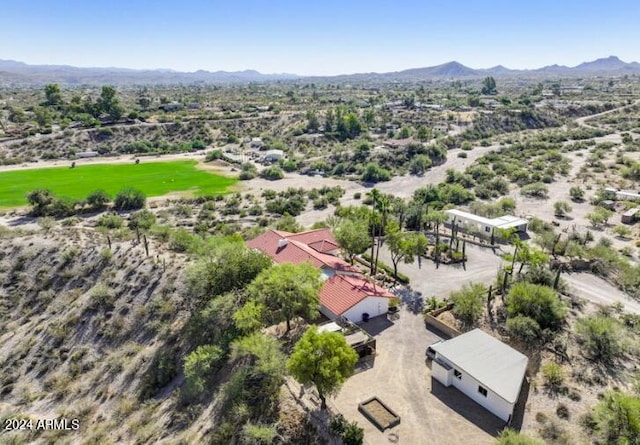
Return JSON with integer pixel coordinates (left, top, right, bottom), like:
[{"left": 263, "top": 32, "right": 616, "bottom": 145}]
[
  {"left": 263, "top": 149, "right": 284, "bottom": 163},
  {"left": 445, "top": 209, "right": 528, "bottom": 235},
  {"left": 621, "top": 208, "right": 639, "bottom": 224},
  {"left": 431, "top": 329, "right": 528, "bottom": 423}
]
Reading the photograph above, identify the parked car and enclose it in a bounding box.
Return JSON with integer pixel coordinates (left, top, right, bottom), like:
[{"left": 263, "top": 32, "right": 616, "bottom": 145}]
[{"left": 426, "top": 341, "right": 443, "bottom": 360}]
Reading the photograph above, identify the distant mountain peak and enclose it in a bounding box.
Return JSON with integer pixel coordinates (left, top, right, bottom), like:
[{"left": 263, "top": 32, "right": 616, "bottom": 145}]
[{"left": 1, "top": 55, "right": 640, "bottom": 85}]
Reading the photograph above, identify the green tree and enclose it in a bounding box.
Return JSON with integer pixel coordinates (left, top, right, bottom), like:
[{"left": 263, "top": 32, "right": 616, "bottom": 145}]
[
  {"left": 408, "top": 155, "right": 431, "bottom": 175},
  {"left": 481, "top": 76, "right": 497, "bottom": 95},
  {"left": 247, "top": 263, "right": 322, "bottom": 332},
  {"left": 361, "top": 162, "right": 391, "bottom": 183},
  {"left": 306, "top": 110, "right": 320, "bottom": 132},
  {"left": 576, "top": 315, "right": 627, "bottom": 363},
  {"left": 450, "top": 283, "right": 486, "bottom": 327},
  {"left": 137, "top": 96, "right": 152, "bottom": 110},
  {"left": 186, "top": 240, "right": 272, "bottom": 307},
  {"left": 44, "top": 83, "right": 63, "bottom": 107},
  {"left": 287, "top": 326, "right": 358, "bottom": 409},
  {"left": 183, "top": 344, "right": 225, "bottom": 396},
  {"left": 506, "top": 282, "right": 566, "bottom": 330},
  {"left": 385, "top": 221, "right": 428, "bottom": 278},
  {"left": 334, "top": 219, "right": 371, "bottom": 263},
  {"left": 593, "top": 391, "right": 640, "bottom": 444},
  {"left": 113, "top": 187, "right": 146, "bottom": 211},
  {"left": 96, "top": 86, "right": 124, "bottom": 120},
  {"left": 231, "top": 332, "right": 286, "bottom": 396},
  {"left": 33, "top": 106, "right": 53, "bottom": 128}
]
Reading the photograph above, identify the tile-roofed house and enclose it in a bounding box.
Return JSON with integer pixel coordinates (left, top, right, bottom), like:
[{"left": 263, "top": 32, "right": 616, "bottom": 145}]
[
  {"left": 246, "top": 229, "right": 360, "bottom": 275},
  {"left": 247, "top": 228, "right": 394, "bottom": 322},
  {"left": 320, "top": 274, "right": 394, "bottom": 322}
]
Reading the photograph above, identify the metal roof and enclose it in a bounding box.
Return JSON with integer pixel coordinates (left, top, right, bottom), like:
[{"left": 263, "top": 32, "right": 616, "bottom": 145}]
[
  {"left": 431, "top": 329, "right": 528, "bottom": 404},
  {"left": 445, "top": 209, "right": 528, "bottom": 229}
]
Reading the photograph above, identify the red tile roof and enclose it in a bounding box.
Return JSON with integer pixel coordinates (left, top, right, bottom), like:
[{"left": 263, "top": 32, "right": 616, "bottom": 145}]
[
  {"left": 320, "top": 274, "right": 394, "bottom": 316},
  {"left": 307, "top": 239, "right": 339, "bottom": 253},
  {"left": 285, "top": 228, "right": 337, "bottom": 246},
  {"left": 247, "top": 228, "right": 394, "bottom": 316},
  {"left": 247, "top": 229, "right": 359, "bottom": 274}
]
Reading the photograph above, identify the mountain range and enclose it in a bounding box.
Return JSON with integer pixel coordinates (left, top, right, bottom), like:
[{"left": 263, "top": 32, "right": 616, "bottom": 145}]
[{"left": 1, "top": 56, "right": 639, "bottom": 86}]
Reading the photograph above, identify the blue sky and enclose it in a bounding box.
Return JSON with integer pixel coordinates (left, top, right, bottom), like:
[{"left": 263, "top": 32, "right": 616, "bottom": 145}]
[{"left": 2, "top": 0, "right": 639, "bottom": 75}]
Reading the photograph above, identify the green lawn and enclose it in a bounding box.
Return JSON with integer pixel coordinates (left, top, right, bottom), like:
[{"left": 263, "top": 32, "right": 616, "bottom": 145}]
[{"left": 0, "top": 160, "right": 237, "bottom": 208}]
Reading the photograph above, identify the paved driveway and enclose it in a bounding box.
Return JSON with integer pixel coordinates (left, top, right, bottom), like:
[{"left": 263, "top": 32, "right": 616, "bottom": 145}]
[
  {"left": 331, "top": 310, "right": 505, "bottom": 445},
  {"left": 377, "top": 243, "right": 504, "bottom": 300}
]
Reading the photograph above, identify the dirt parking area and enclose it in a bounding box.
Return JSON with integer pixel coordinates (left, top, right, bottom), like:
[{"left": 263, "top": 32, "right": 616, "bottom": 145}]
[{"left": 331, "top": 311, "right": 505, "bottom": 445}]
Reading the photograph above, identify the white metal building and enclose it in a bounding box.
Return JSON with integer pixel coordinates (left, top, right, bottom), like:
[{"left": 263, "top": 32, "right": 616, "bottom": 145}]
[
  {"left": 431, "top": 329, "right": 528, "bottom": 423},
  {"left": 445, "top": 209, "right": 528, "bottom": 235}
]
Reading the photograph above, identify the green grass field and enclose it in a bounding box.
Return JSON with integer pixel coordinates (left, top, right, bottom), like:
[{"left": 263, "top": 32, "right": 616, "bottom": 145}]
[{"left": 0, "top": 160, "right": 237, "bottom": 208}]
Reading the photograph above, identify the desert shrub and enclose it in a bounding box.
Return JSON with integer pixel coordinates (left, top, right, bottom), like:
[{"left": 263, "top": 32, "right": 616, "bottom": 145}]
[
  {"left": 260, "top": 166, "right": 284, "bottom": 180},
  {"left": 361, "top": 162, "right": 391, "bottom": 183},
  {"left": 541, "top": 361, "right": 565, "bottom": 389},
  {"left": 495, "top": 428, "right": 544, "bottom": 445},
  {"left": 86, "top": 189, "right": 111, "bottom": 209},
  {"left": 239, "top": 163, "right": 258, "bottom": 180},
  {"left": 342, "top": 421, "right": 364, "bottom": 445},
  {"left": 114, "top": 187, "right": 146, "bottom": 210},
  {"left": 521, "top": 182, "right": 549, "bottom": 198},
  {"left": 98, "top": 214, "right": 123, "bottom": 229},
  {"left": 576, "top": 315, "right": 627, "bottom": 363},
  {"left": 450, "top": 283, "right": 485, "bottom": 327},
  {"left": 506, "top": 282, "right": 566, "bottom": 330},
  {"left": 506, "top": 315, "right": 541, "bottom": 343},
  {"left": 168, "top": 228, "right": 198, "bottom": 252},
  {"left": 184, "top": 344, "right": 225, "bottom": 396},
  {"left": 592, "top": 391, "right": 640, "bottom": 444},
  {"left": 128, "top": 209, "right": 156, "bottom": 231},
  {"left": 556, "top": 403, "right": 570, "bottom": 420},
  {"left": 88, "top": 283, "right": 115, "bottom": 310},
  {"left": 205, "top": 149, "right": 223, "bottom": 161},
  {"left": 538, "top": 420, "right": 571, "bottom": 445},
  {"left": 569, "top": 186, "right": 585, "bottom": 202}
]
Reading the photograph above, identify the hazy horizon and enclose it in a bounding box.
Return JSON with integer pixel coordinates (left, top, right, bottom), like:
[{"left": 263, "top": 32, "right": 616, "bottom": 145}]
[{"left": 2, "top": 0, "right": 639, "bottom": 76}]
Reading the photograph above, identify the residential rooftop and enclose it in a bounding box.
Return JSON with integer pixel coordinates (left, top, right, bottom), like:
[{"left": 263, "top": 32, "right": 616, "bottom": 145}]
[{"left": 432, "top": 329, "right": 528, "bottom": 404}]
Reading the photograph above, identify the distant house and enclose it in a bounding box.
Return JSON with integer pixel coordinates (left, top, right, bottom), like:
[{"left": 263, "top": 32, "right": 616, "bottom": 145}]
[
  {"left": 383, "top": 138, "right": 417, "bottom": 149},
  {"left": 76, "top": 151, "right": 99, "bottom": 158},
  {"left": 249, "top": 137, "right": 263, "bottom": 149},
  {"left": 431, "top": 329, "right": 528, "bottom": 423},
  {"left": 445, "top": 209, "right": 528, "bottom": 235},
  {"left": 159, "top": 102, "right": 183, "bottom": 112},
  {"left": 621, "top": 208, "right": 640, "bottom": 224},
  {"left": 247, "top": 229, "right": 394, "bottom": 322},
  {"left": 263, "top": 149, "right": 284, "bottom": 163},
  {"left": 603, "top": 187, "right": 640, "bottom": 202}
]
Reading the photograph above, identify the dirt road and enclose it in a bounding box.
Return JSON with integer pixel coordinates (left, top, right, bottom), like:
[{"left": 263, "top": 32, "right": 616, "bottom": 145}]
[{"left": 563, "top": 272, "right": 640, "bottom": 314}]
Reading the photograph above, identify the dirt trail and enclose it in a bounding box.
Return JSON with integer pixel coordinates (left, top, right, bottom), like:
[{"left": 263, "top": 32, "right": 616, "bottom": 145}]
[{"left": 563, "top": 272, "right": 640, "bottom": 314}]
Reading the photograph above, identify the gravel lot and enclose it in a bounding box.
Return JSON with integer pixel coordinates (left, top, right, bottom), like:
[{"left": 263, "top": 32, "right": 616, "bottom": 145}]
[{"left": 331, "top": 311, "right": 504, "bottom": 445}]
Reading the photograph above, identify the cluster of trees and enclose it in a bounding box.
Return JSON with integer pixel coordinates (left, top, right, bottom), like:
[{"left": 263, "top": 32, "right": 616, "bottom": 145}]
[
  {"left": 174, "top": 239, "right": 361, "bottom": 441},
  {"left": 26, "top": 187, "right": 146, "bottom": 217},
  {"left": 324, "top": 106, "right": 363, "bottom": 141},
  {"left": 41, "top": 84, "right": 125, "bottom": 125}
]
